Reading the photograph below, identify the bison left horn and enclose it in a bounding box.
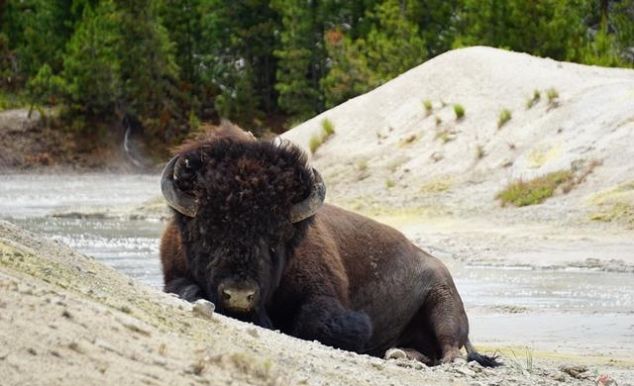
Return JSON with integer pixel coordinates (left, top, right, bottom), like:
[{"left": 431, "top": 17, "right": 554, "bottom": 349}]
[
  {"left": 161, "top": 156, "right": 199, "bottom": 217},
  {"left": 289, "top": 168, "right": 326, "bottom": 223}
]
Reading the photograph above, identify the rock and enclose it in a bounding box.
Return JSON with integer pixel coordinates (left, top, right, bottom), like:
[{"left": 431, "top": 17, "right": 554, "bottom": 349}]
[
  {"left": 559, "top": 364, "right": 589, "bottom": 379},
  {"left": 455, "top": 366, "right": 477, "bottom": 377},
  {"left": 246, "top": 327, "right": 259, "bottom": 338},
  {"left": 384, "top": 348, "right": 407, "bottom": 361},
  {"left": 595, "top": 374, "right": 617, "bottom": 386},
  {"left": 192, "top": 299, "right": 215, "bottom": 320}
]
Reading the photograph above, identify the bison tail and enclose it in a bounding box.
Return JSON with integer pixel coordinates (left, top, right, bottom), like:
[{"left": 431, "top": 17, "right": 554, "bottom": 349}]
[{"left": 465, "top": 340, "right": 502, "bottom": 367}]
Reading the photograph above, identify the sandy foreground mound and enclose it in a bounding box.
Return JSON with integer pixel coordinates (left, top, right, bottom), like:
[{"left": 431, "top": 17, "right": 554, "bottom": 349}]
[
  {"left": 0, "top": 220, "right": 618, "bottom": 386},
  {"left": 283, "top": 46, "right": 634, "bottom": 229}
]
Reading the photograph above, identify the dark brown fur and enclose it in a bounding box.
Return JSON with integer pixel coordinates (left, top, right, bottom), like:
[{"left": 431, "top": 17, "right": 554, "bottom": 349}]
[{"left": 160, "top": 126, "right": 499, "bottom": 366}]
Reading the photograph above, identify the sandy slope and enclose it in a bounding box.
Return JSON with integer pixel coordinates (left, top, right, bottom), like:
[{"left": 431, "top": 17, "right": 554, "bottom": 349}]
[
  {"left": 283, "top": 46, "right": 634, "bottom": 232},
  {"left": 1, "top": 220, "right": 623, "bottom": 386}
]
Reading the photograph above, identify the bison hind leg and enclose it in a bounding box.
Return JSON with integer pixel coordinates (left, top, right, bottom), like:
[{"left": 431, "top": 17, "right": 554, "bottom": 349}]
[{"left": 293, "top": 296, "right": 372, "bottom": 353}]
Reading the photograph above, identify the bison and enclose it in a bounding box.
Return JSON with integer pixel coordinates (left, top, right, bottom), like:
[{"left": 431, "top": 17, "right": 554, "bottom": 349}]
[{"left": 159, "top": 125, "right": 499, "bottom": 367}]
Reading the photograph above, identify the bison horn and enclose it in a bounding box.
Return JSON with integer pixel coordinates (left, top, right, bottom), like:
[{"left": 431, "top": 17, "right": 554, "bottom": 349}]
[
  {"left": 161, "top": 156, "right": 199, "bottom": 217},
  {"left": 289, "top": 168, "right": 326, "bottom": 223}
]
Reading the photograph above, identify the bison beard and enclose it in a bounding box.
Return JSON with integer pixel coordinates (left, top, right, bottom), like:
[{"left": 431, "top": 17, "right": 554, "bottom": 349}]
[{"left": 159, "top": 126, "right": 500, "bottom": 367}]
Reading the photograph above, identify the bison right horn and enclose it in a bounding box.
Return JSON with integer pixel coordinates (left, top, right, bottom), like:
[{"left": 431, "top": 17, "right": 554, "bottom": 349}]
[
  {"left": 161, "top": 156, "right": 199, "bottom": 217},
  {"left": 289, "top": 168, "right": 326, "bottom": 223}
]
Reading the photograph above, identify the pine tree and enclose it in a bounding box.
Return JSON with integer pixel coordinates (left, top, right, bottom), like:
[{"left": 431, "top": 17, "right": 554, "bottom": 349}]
[
  {"left": 113, "top": 0, "right": 179, "bottom": 139},
  {"left": 60, "top": 0, "right": 120, "bottom": 119},
  {"left": 272, "top": 0, "right": 325, "bottom": 120},
  {"left": 322, "top": 0, "right": 427, "bottom": 108},
  {"left": 2, "top": 0, "right": 76, "bottom": 79},
  {"left": 198, "top": 0, "right": 280, "bottom": 129}
]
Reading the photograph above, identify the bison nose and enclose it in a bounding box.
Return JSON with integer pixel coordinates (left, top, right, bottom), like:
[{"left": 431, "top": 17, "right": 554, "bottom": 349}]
[{"left": 220, "top": 286, "right": 258, "bottom": 312}]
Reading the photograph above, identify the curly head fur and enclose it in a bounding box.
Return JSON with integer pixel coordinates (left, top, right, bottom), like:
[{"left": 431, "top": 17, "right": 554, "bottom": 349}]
[{"left": 169, "top": 126, "right": 318, "bottom": 324}]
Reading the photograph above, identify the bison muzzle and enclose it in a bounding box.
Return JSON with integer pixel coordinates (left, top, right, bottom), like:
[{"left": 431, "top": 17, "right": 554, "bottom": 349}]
[{"left": 159, "top": 126, "right": 500, "bottom": 367}]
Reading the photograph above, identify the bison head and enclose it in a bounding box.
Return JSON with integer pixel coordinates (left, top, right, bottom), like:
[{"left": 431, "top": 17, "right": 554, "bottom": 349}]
[{"left": 161, "top": 137, "right": 325, "bottom": 326}]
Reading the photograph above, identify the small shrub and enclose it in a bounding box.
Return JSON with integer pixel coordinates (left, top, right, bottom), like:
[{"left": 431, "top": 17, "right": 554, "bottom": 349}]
[
  {"left": 310, "top": 119, "right": 336, "bottom": 154},
  {"left": 453, "top": 104, "right": 465, "bottom": 120},
  {"left": 321, "top": 118, "right": 335, "bottom": 136},
  {"left": 498, "top": 108, "right": 512, "bottom": 128},
  {"left": 385, "top": 178, "right": 396, "bottom": 188},
  {"left": 435, "top": 115, "right": 442, "bottom": 126},
  {"left": 546, "top": 88, "right": 559, "bottom": 106},
  {"left": 496, "top": 170, "right": 573, "bottom": 207},
  {"left": 423, "top": 99, "right": 433, "bottom": 114},
  {"left": 526, "top": 89, "right": 541, "bottom": 109},
  {"left": 309, "top": 135, "right": 323, "bottom": 154}
]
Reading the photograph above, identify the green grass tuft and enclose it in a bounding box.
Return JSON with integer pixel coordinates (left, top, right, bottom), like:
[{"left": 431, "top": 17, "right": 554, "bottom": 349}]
[
  {"left": 309, "top": 135, "right": 322, "bottom": 154},
  {"left": 453, "top": 104, "right": 465, "bottom": 120},
  {"left": 422, "top": 99, "right": 433, "bottom": 114},
  {"left": 321, "top": 118, "right": 335, "bottom": 136},
  {"left": 498, "top": 108, "right": 512, "bottom": 128},
  {"left": 385, "top": 179, "right": 396, "bottom": 188},
  {"left": 546, "top": 88, "right": 559, "bottom": 106},
  {"left": 526, "top": 89, "right": 541, "bottom": 109},
  {"left": 310, "top": 118, "right": 336, "bottom": 154},
  {"left": 496, "top": 170, "right": 573, "bottom": 207}
]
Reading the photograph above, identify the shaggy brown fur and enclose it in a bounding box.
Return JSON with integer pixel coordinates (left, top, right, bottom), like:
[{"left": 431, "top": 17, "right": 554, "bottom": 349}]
[{"left": 160, "top": 126, "right": 499, "bottom": 366}]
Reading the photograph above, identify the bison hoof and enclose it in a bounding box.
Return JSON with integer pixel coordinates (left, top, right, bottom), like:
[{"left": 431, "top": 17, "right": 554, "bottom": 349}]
[
  {"left": 385, "top": 348, "right": 407, "bottom": 360},
  {"left": 385, "top": 348, "right": 433, "bottom": 366}
]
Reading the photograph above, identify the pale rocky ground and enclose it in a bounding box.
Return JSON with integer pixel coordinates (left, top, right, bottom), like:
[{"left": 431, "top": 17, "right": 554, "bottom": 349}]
[
  {"left": 282, "top": 46, "right": 634, "bottom": 272},
  {"left": 2, "top": 47, "right": 634, "bottom": 385},
  {"left": 0, "top": 221, "right": 616, "bottom": 386}
]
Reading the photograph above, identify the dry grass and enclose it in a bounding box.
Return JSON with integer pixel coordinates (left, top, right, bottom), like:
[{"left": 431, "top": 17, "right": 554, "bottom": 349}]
[
  {"left": 435, "top": 129, "right": 456, "bottom": 144},
  {"left": 475, "top": 144, "right": 486, "bottom": 160},
  {"left": 497, "top": 170, "right": 574, "bottom": 207}
]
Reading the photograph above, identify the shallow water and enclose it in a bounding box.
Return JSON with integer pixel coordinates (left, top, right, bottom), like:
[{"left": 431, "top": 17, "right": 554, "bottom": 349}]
[{"left": 1, "top": 173, "right": 632, "bottom": 357}]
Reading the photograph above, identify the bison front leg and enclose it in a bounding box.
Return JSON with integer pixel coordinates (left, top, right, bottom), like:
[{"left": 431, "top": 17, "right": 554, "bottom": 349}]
[
  {"left": 165, "top": 277, "right": 205, "bottom": 302},
  {"left": 292, "top": 296, "right": 372, "bottom": 353}
]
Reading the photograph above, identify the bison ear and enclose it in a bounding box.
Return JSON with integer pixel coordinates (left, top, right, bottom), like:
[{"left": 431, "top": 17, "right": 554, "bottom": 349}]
[
  {"left": 161, "top": 155, "right": 200, "bottom": 217},
  {"left": 289, "top": 168, "right": 326, "bottom": 223}
]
